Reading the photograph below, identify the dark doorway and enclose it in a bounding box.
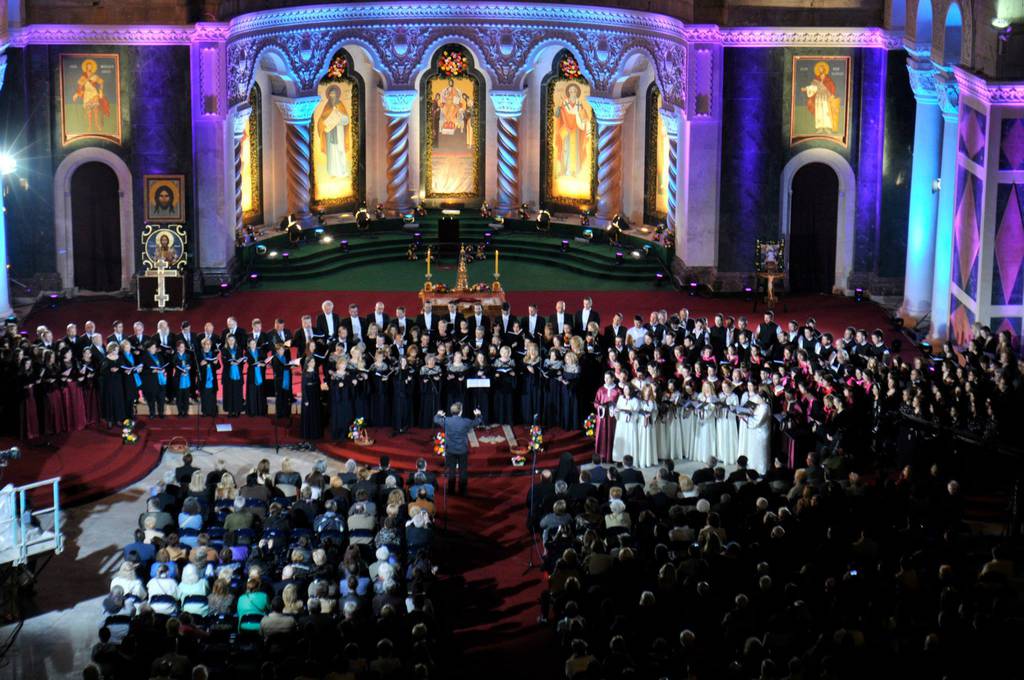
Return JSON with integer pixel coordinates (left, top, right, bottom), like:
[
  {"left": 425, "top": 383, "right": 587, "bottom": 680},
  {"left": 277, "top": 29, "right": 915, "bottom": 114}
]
[
  {"left": 70, "top": 162, "right": 121, "bottom": 291},
  {"left": 788, "top": 162, "right": 838, "bottom": 295}
]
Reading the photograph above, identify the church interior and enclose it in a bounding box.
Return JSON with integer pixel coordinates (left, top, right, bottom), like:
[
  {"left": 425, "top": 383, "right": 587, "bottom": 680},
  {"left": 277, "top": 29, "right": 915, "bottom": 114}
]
[{"left": 0, "top": 0, "right": 1022, "bottom": 678}]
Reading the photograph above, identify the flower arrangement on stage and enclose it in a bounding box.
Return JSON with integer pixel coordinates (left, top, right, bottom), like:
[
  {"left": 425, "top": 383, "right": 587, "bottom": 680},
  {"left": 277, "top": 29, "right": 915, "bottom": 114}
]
[
  {"left": 469, "top": 282, "right": 489, "bottom": 293},
  {"left": 559, "top": 54, "right": 583, "bottom": 80},
  {"left": 584, "top": 413, "right": 596, "bottom": 438},
  {"left": 432, "top": 283, "right": 449, "bottom": 293},
  {"left": 438, "top": 50, "right": 469, "bottom": 77},
  {"left": 325, "top": 54, "right": 348, "bottom": 81},
  {"left": 528, "top": 425, "right": 544, "bottom": 452},
  {"left": 433, "top": 431, "right": 446, "bottom": 457},
  {"left": 511, "top": 452, "right": 527, "bottom": 467},
  {"left": 348, "top": 417, "right": 371, "bottom": 445},
  {"left": 121, "top": 419, "right": 138, "bottom": 445}
]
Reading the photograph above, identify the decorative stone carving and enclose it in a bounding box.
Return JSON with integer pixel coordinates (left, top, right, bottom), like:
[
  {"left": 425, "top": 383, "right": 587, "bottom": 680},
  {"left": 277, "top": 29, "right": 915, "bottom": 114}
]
[
  {"left": 273, "top": 96, "right": 320, "bottom": 219},
  {"left": 937, "top": 79, "right": 960, "bottom": 120},
  {"left": 906, "top": 59, "right": 938, "bottom": 104},
  {"left": 491, "top": 91, "right": 526, "bottom": 213},
  {"left": 660, "top": 108, "right": 680, "bottom": 230}
]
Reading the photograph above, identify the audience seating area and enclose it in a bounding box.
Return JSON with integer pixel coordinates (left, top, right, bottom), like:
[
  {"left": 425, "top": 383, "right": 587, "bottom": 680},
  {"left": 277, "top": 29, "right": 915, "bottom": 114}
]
[{"left": 90, "top": 453, "right": 446, "bottom": 679}]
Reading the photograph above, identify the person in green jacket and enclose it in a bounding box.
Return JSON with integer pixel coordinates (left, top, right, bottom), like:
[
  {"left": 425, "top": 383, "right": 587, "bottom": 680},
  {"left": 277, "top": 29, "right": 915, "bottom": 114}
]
[{"left": 236, "top": 578, "right": 270, "bottom": 631}]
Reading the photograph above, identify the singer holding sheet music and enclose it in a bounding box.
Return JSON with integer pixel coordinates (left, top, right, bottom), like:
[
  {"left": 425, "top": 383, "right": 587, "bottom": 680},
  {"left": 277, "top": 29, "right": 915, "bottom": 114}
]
[{"left": 434, "top": 403, "right": 482, "bottom": 496}]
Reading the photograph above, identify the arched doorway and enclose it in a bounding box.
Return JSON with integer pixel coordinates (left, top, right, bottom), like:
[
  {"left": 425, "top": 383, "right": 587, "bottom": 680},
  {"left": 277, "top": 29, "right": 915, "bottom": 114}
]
[
  {"left": 788, "top": 163, "right": 839, "bottom": 294},
  {"left": 70, "top": 162, "right": 121, "bottom": 291}
]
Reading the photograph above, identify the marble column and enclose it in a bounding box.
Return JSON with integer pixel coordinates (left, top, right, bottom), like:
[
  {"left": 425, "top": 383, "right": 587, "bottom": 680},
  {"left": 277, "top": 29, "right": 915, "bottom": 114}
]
[
  {"left": 273, "top": 96, "right": 319, "bottom": 222},
  {"left": 929, "top": 76, "right": 960, "bottom": 339},
  {"left": 231, "top": 105, "right": 251, "bottom": 238},
  {"left": 491, "top": 91, "right": 526, "bottom": 214},
  {"left": 901, "top": 58, "right": 943, "bottom": 320},
  {"left": 381, "top": 91, "right": 416, "bottom": 212},
  {"left": 589, "top": 97, "right": 632, "bottom": 222},
  {"left": 660, "top": 107, "right": 680, "bottom": 231},
  {"left": 0, "top": 53, "right": 11, "bottom": 317}
]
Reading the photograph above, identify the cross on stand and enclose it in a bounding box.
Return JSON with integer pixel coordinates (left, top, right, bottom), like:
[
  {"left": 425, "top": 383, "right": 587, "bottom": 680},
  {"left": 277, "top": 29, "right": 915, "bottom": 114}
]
[{"left": 153, "top": 259, "right": 171, "bottom": 310}]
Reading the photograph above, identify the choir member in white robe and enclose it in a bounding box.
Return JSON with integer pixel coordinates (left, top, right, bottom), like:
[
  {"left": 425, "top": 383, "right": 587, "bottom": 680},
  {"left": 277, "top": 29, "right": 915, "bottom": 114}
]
[
  {"left": 741, "top": 392, "right": 772, "bottom": 476},
  {"left": 716, "top": 380, "right": 740, "bottom": 465},
  {"left": 693, "top": 381, "right": 719, "bottom": 464},
  {"left": 636, "top": 385, "right": 658, "bottom": 467},
  {"left": 679, "top": 384, "right": 698, "bottom": 460},
  {"left": 611, "top": 384, "right": 640, "bottom": 463}
]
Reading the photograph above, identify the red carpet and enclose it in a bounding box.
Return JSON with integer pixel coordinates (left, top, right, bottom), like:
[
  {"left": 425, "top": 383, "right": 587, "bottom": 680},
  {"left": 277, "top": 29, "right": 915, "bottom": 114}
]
[{"left": 23, "top": 290, "right": 896, "bottom": 344}]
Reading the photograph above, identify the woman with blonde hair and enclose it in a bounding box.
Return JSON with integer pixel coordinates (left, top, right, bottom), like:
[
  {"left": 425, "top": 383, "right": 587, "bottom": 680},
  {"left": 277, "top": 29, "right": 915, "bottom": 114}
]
[
  {"left": 520, "top": 342, "right": 543, "bottom": 424},
  {"left": 612, "top": 383, "right": 639, "bottom": 463},
  {"left": 636, "top": 384, "right": 658, "bottom": 467},
  {"left": 693, "top": 380, "right": 719, "bottom": 464},
  {"left": 282, "top": 582, "right": 304, "bottom": 615},
  {"left": 214, "top": 472, "right": 237, "bottom": 501}
]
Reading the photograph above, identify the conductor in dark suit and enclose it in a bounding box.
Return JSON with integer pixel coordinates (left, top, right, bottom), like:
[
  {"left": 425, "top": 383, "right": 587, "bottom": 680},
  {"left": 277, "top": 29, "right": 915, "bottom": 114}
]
[{"left": 433, "top": 402, "right": 482, "bottom": 496}]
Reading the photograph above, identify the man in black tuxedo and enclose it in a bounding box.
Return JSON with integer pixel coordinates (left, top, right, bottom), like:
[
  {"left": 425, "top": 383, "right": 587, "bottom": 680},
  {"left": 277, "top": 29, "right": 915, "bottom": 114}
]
[
  {"left": 366, "top": 301, "right": 390, "bottom": 333},
  {"left": 221, "top": 316, "right": 247, "bottom": 348},
  {"left": 433, "top": 403, "right": 482, "bottom": 496},
  {"left": 78, "top": 321, "right": 97, "bottom": 355},
  {"left": 754, "top": 310, "right": 779, "bottom": 355},
  {"left": 574, "top": 297, "right": 600, "bottom": 335},
  {"left": 178, "top": 321, "right": 197, "bottom": 356},
  {"left": 415, "top": 301, "right": 437, "bottom": 335},
  {"left": 709, "top": 313, "right": 728, "bottom": 359},
  {"left": 467, "top": 303, "right": 489, "bottom": 337},
  {"left": 152, "top": 320, "right": 176, "bottom": 356},
  {"left": 316, "top": 300, "right": 342, "bottom": 339},
  {"left": 129, "top": 321, "right": 149, "bottom": 350},
  {"left": 271, "top": 318, "right": 292, "bottom": 348},
  {"left": 496, "top": 302, "right": 515, "bottom": 335},
  {"left": 444, "top": 302, "right": 464, "bottom": 332},
  {"left": 293, "top": 315, "right": 320, "bottom": 357},
  {"left": 391, "top": 306, "right": 411, "bottom": 339},
  {"left": 107, "top": 320, "right": 127, "bottom": 347},
  {"left": 521, "top": 304, "right": 543, "bottom": 341},
  {"left": 692, "top": 457, "right": 718, "bottom": 485},
  {"left": 198, "top": 322, "right": 220, "bottom": 354},
  {"left": 341, "top": 303, "right": 365, "bottom": 344},
  {"left": 60, "top": 323, "right": 82, "bottom": 358},
  {"left": 603, "top": 313, "right": 627, "bottom": 349},
  {"left": 250, "top": 319, "right": 272, "bottom": 356},
  {"left": 549, "top": 300, "right": 573, "bottom": 336}
]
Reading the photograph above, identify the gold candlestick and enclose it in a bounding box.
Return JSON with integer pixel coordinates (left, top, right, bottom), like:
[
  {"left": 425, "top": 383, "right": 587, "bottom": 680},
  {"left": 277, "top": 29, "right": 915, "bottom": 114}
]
[
  {"left": 492, "top": 248, "right": 502, "bottom": 292},
  {"left": 423, "top": 247, "right": 433, "bottom": 291}
]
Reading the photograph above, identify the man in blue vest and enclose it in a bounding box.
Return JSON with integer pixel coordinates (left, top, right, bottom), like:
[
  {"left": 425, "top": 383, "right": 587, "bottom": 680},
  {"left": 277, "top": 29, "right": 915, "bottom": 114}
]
[{"left": 434, "top": 403, "right": 482, "bottom": 496}]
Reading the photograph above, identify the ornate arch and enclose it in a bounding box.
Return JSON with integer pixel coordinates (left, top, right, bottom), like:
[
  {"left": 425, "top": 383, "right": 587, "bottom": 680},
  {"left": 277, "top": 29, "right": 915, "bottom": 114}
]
[{"left": 419, "top": 44, "right": 486, "bottom": 202}]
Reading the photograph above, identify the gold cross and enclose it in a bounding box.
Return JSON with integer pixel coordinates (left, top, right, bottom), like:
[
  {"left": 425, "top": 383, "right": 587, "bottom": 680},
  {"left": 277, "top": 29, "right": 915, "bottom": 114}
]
[{"left": 153, "top": 259, "right": 171, "bottom": 310}]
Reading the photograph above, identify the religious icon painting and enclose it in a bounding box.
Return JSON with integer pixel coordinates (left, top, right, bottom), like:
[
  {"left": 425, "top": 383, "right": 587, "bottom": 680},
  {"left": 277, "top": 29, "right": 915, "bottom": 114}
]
[
  {"left": 311, "top": 48, "right": 365, "bottom": 212},
  {"left": 644, "top": 83, "right": 671, "bottom": 227},
  {"left": 790, "top": 56, "right": 852, "bottom": 148},
  {"left": 241, "top": 83, "right": 264, "bottom": 226},
  {"left": 541, "top": 50, "right": 597, "bottom": 212},
  {"left": 141, "top": 224, "right": 188, "bottom": 271},
  {"left": 59, "top": 53, "right": 122, "bottom": 145},
  {"left": 421, "top": 45, "right": 484, "bottom": 201},
  {"left": 755, "top": 239, "right": 785, "bottom": 273},
  {"left": 144, "top": 174, "right": 186, "bottom": 223}
]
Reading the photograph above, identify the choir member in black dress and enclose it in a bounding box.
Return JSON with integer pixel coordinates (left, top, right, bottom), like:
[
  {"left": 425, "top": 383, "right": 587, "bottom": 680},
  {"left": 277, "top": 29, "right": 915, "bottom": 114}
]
[
  {"left": 330, "top": 357, "right": 355, "bottom": 440},
  {"left": 59, "top": 347, "right": 86, "bottom": 432},
  {"left": 141, "top": 342, "right": 168, "bottom": 418},
  {"left": 391, "top": 355, "right": 416, "bottom": 434},
  {"left": 419, "top": 354, "right": 443, "bottom": 428},
  {"left": 493, "top": 346, "right": 516, "bottom": 426},
  {"left": 198, "top": 338, "right": 220, "bottom": 417},
  {"left": 519, "top": 343, "right": 543, "bottom": 424},
  {"left": 17, "top": 356, "right": 39, "bottom": 440},
  {"left": 245, "top": 336, "right": 268, "bottom": 416},
  {"left": 100, "top": 342, "right": 128, "bottom": 428},
  {"left": 542, "top": 348, "right": 563, "bottom": 427},
  {"left": 300, "top": 357, "right": 323, "bottom": 442},
  {"left": 369, "top": 351, "right": 392, "bottom": 426},
  {"left": 173, "top": 337, "right": 192, "bottom": 417},
  {"left": 118, "top": 339, "right": 142, "bottom": 417},
  {"left": 446, "top": 352, "right": 468, "bottom": 411},
  {"left": 79, "top": 346, "right": 100, "bottom": 426},
  {"left": 350, "top": 349, "right": 370, "bottom": 421},
  {"left": 559, "top": 351, "right": 582, "bottom": 430},
  {"left": 467, "top": 352, "right": 491, "bottom": 426},
  {"left": 221, "top": 334, "right": 245, "bottom": 417},
  {"left": 271, "top": 344, "right": 296, "bottom": 419}
]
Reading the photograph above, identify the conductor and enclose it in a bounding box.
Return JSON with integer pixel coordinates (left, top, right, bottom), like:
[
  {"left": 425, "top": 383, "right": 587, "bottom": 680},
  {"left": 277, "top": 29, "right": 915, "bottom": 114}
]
[{"left": 434, "top": 403, "right": 482, "bottom": 496}]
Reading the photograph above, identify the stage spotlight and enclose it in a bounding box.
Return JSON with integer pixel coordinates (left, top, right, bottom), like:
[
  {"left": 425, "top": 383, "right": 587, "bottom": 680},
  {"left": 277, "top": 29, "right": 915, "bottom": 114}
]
[
  {"left": 281, "top": 252, "right": 290, "bottom": 259},
  {"left": 356, "top": 207, "right": 370, "bottom": 230},
  {"left": 268, "top": 250, "right": 278, "bottom": 258},
  {"left": 583, "top": 229, "right": 594, "bottom": 241},
  {"left": 403, "top": 213, "right": 415, "bottom": 224},
  {"left": 219, "top": 280, "right": 230, "bottom": 297},
  {"left": 0, "top": 153, "right": 16, "bottom": 176},
  {"left": 47, "top": 292, "right": 61, "bottom": 309},
  {"left": 320, "top": 235, "right": 333, "bottom": 244},
  {"left": 256, "top": 244, "right": 268, "bottom": 256},
  {"left": 249, "top": 272, "right": 260, "bottom": 286},
  {"left": 536, "top": 209, "right": 551, "bottom": 231},
  {"left": 743, "top": 285, "right": 753, "bottom": 301},
  {"left": 642, "top": 244, "right": 652, "bottom": 257},
  {"left": 483, "top": 231, "right": 492, "bottom": 246},
  {"left": 631, "top": 250, "right": 641, "bottom": 259},
  {"left": 314, "top": 227, "right": 325, "bottom": 236},
  {"left": 688, "top": 280, "right": 698, "bottom": 297},
  {"left": 854, "top": 287, "right": 864, "bottom": 302},
  {"left": 615, "top": 251, "right": 624, "bottom": 264},
  {"left": 655, "top": 271, "right": 665, "bottom": 287},
  {"left": 340, "top": 240, "right": 350, "bottom": 253},
  {"left": 414, "top": 231, "right": 423, "bottom": 245},
  {"left": 561, "top": 239, "right": 569, "bottom": 253}
]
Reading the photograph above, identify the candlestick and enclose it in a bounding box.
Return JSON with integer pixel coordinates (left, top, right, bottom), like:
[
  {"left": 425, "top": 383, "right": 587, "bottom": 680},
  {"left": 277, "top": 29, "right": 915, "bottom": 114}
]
[
  {"left": 494, "top": 249, "right": 499, "bottom": 276},
  {"left": 427, "top": 247, "right": 431, "bottom": 276}
]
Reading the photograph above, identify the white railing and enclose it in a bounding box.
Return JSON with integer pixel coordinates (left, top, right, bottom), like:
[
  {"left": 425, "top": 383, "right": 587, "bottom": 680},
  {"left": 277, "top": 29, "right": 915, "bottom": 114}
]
[{"left": 0, "top": 477, "right": 63, "bottom": 567}]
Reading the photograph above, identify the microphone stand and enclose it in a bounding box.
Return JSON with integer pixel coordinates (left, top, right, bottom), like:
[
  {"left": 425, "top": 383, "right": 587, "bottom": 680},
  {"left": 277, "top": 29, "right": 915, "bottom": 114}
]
[
  {"left": 190, "top": 346, "right": 212, "bottom": 456},
  {"left": 524, "top": 413, "right": 543, "bottom": 573},
  {"left": 439, "top": 414, "right": 449, "bottom": 533}
]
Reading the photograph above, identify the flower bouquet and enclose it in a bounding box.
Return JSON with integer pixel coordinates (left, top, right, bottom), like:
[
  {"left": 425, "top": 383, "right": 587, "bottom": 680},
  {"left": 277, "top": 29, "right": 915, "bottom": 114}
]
[
  {"left": 559, "top": 54, "right": 582, "bottom": 79},
  {"left": 433, "top": 431, "right": 446, "bottom": 457},
  {"left": 433, "top": 283, "right": 449, "bottom": 293},
  {"left": 122, "top": 419, "right": 138, "bottom": 445},
  {"left": 584, "top": 413, "right": 596, "bottom": 438},
  {"left": 325, "top": 54, "right": 348, "bottom": 81},
  {"left": 348, "top": 417, "right": 374, "bottom": 446},
  {"left": 438, "top": 50, "right": 469, "bottom": 77},
  {"left": 528, "top": 424, "right": 543, "bottom": 452}
]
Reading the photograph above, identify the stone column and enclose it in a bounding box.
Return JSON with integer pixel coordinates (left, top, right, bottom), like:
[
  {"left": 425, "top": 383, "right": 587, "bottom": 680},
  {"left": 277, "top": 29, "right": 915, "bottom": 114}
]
[
  {"left": 660, "top": 107, "right": 680, "bottom": 231},
  {"left": 490, "top": 91, "right": 526, "bottom": 214},
  {"left": 901, "top": 58, "right": 943, "bottom": 320},
  {"left": 589, "top": 97, "right": 632, "bottom": 222},
  {"left": 0, "top": 53, "right": 11, "bottom": 317},
  {"left": 381, "top": 90, "right": 416, "bottom": 212},
  {"left": 273, "top": 96, "right": 319, "bottom": 223},
  {"left": 231, "top": 105, "right": 251, "bottom": 238},
  {"left": 929, "top": 76, "right": 960, "bottom": 339}
]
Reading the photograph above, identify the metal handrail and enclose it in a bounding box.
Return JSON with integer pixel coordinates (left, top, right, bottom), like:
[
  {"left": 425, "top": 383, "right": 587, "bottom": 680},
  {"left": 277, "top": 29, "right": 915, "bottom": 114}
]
[{"left": 5, "top": 476, "right": 63, "bottom": 566}]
